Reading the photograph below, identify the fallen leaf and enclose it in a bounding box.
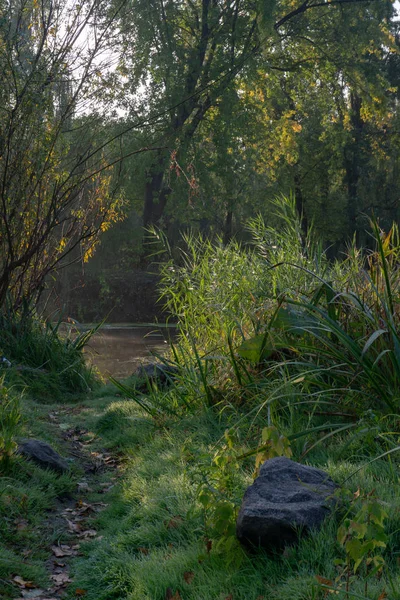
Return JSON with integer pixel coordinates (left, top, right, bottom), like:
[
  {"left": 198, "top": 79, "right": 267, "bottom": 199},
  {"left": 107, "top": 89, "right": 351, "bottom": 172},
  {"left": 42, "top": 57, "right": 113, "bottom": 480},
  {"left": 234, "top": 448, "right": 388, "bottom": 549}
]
[
  {"left": 377, "top": 593, "right": 387, "bottom": 600},
  {"left": 14, "top": 519, "right": 29, "bottom": 531},
  {"left": 78, "top": 529, "right": 97, "bottom": 538},
  {"left": 51, "top": 572, "right": 71, "bottom": 586},
  {"left": 165, "top": 590, "right": 181, "bottom": 600},
  {"left": 224, "top": 595, "right": 233, "bottom": 600},
  {"left": 13, "top": 576, "right": 36, "bottom": 589},
  {"left": 166, "top": 516, "right": 183, "bottom": 529},
  {"left": 75, "top": 589, "right": 87, "bottom": 597},
  {"left": 54, "top": 561, "right": 66, "bottom": 567},
  {"left": 51, "top": 544, "right": 76, "bottom": 557},
  {"left": 183, "top": 571, "right": 194, "bottom": 584},
  {"left": 315, "top": 575, "right": 333, "bottom": 587},
  {"left": 77, "top": 482, "right": 93, "bottom": 493},
  {"left": 206, "top": 539, "right": 212, "bottom": 554},
  {"left": 66, "top": 518, "right": 82, "bottom": 533},
  {"left": 138, "top": 547, "right": 149, "bottom": 555}
]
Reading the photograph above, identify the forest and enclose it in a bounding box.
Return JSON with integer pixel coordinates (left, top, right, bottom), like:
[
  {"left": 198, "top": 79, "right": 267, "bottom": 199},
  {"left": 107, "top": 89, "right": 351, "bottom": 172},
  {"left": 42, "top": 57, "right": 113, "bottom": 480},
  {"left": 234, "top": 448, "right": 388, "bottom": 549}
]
[{"left": 2, "top": 1, "right": 400, "bottom": 599}]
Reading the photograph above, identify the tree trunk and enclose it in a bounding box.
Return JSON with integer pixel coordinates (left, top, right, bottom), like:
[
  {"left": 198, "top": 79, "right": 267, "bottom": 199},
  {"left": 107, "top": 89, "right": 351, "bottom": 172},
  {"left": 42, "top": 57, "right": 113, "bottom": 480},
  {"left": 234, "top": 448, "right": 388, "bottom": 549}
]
[
  {"left": 294, "top": 171, "right": 308, "bottom": 239},
  {"left": 143, "top": 151, "right": 171, "bottom": 229},
  {"left": 223, "top": 209, "right": 233, "bottom": 245},
  {"left": 344, "top": 93, "right": 364, "bottom": 243}
]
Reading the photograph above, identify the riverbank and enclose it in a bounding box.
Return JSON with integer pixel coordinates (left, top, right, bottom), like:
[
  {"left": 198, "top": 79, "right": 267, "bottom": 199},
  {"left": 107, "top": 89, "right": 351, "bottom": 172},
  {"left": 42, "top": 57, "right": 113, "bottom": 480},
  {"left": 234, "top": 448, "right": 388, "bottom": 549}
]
[
  {"left": 1, "top": 380, "right": 400, "bottom": 600},
  {"left": 3, "top": 207, "right": 400, "bottom": 599}
]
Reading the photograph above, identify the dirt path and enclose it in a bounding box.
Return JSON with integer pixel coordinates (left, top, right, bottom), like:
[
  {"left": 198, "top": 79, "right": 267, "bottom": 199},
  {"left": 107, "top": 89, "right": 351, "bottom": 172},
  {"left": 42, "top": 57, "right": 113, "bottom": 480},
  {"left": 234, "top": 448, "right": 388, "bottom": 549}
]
[{"left": 12, "top": 406, "right": 120, "bottom": 600}]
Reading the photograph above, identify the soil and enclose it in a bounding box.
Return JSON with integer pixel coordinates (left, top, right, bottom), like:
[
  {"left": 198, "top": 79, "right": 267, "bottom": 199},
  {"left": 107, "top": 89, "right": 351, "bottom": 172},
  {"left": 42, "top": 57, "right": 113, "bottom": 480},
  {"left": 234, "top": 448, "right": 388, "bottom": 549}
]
[{"left": 12, "top": 406, "right": 120, "bottom": 600}]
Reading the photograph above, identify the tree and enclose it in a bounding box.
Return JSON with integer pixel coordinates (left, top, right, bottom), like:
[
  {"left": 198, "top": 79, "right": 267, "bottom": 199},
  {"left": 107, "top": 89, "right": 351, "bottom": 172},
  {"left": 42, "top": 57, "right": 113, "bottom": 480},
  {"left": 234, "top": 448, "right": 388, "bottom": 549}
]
[
  {"left": 117, "top": 0, "right": 262, "bottom": 229},
  {"left": 0, "top": 0, "right": 158, "bottom": 308},
  {"left": 116, "top": 0, "right": 396, "bottom": 240}
]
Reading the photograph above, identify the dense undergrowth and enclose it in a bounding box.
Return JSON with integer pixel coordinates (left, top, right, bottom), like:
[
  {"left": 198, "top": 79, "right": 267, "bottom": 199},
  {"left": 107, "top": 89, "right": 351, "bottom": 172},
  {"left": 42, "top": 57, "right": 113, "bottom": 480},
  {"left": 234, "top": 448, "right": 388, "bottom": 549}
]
[
  {"left": 2, "top": 196, "right": 400, "bottom": 599},
  {"left": 0, "top": 304, "right": 98, "bottom": 401}
]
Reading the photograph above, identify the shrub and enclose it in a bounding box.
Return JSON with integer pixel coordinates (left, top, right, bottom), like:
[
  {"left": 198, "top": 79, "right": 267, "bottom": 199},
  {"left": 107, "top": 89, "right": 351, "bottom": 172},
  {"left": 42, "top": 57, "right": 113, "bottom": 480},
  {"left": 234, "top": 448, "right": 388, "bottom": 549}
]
[
  {"left": 0, "top": 301, "right": 98, "bottom": 400},
  {"left": 0, "top": 378, "right": 21, "bottom": 472}
]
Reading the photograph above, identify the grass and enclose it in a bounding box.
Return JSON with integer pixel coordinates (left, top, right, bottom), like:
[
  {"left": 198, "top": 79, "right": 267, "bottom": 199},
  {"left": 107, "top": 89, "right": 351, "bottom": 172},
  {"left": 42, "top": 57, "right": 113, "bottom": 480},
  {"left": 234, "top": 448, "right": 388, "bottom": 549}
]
[
  {"left": 0, "top": 301, "right": 99, "bottom": 401},
  {"left": 68, "top": 390, "right": 400, "bottom": 600},
  {"left": 1, "top": 376, "right": 400, "bottom": 599},
  {"left": 2, "top": 196, "right": 400, "bottom": 599}
]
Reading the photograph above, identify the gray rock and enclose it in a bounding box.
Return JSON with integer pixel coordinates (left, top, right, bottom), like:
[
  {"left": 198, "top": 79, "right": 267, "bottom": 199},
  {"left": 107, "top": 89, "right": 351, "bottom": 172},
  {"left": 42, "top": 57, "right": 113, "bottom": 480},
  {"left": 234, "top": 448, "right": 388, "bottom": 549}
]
[
  {"left": 236, "top": 457, "right": 337, "bottom": 551},
  {"left": 135, "top": 362, "right": 179, "bottom": 388},
  {"left": 18, "top": 439, "right": 69, "bottom": 473}
]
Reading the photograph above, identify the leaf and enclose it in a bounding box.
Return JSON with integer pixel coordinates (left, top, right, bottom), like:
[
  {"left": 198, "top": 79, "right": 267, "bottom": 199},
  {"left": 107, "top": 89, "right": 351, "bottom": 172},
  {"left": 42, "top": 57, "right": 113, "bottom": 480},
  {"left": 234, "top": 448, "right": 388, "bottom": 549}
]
[
  {"left": 166, "top": 516, "right": 183, "bottom": 529},
  {"left": 138, "top": 546, "right": 149, "bottom": 555},
  {"left": 236, "top": 334, "right": 272, "bottom": 362},
  {"left": 78, "top": 529, "right": 98, "bottom": 538},
  {"left": 51, "top": 544, "right": 76, "bottom": 557},
  {"left": 274, "top": 305, "right": 315, "bottom": 334},
  {"left": 13, "top": 576, "right": 36, "bottom": 589},
  {"left": 51, "top": 572, "right": 71, "bottom": 586},
  {"left": 75, "top": 589, "right": 87, "bottom": 597},
  {"left": 362, "top": 329, "right": 387, "bottom": 356},
  {"left": 165, "top": 590, "right": 181, "bottom": 600},
  {"left": 66, "top": 518, "right": 82, "bottom": 533},
  {"left": 14, "top": 519, "right": 29, "bottom": 530},
  {"left": 183, "top": 571, "right": 194, "bottom": 584},
  {"left": 315, "top": 575, "right": 333, "bottom": 586}
]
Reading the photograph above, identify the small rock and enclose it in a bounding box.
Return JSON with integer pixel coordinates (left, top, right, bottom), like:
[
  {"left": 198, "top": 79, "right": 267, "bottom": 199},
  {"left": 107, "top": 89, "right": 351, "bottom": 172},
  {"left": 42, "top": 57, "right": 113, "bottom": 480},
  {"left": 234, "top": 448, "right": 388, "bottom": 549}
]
[
  {"left": 18, "top": 439, "right": 69, "bottom": 474},
  {"left": 236, "top": 457, "right": 337, "bottom": 551},
  {"left": 134, "top": 362, "right": 178, "bottom": 389}
]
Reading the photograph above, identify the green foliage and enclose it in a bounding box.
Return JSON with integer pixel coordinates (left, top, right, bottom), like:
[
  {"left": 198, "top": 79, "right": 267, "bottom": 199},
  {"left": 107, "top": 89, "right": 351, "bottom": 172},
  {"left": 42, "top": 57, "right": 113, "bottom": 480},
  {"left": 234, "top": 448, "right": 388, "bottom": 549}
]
[
  {"left": 196, "top": 430, "right": 244, "bottom": 561},
  {"left": 315, "top": 490, "right": 390, "bottom": 599},
  {"left": 0, "top": 0, "right": 125, "bottom": 309},
  {"left": 252, "top": 426, "right": 293, "bottom": 477},
  {"left": 338, "top": 493, "right": 387, "bottom": 576},
  {"left": 0, "top": 378, "right": 21, "bottom": 472},
  {"left": 0, "top": 304, "right": 98, "bottom": 400},
  {"left": 267, "top": 220, "right": 400, "bottom": 414}
]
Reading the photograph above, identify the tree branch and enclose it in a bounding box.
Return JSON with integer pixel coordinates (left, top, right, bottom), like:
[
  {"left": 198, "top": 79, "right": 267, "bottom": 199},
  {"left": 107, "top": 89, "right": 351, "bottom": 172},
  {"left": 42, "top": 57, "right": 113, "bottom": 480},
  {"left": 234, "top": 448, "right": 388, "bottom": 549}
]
[{"left": 275, "top": 0, "right": 377, "bottom": 31}]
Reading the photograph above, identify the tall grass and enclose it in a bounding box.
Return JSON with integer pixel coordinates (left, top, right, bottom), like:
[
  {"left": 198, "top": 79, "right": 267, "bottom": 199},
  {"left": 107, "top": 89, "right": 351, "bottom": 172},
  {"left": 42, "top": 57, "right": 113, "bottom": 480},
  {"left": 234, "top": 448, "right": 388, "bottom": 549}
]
[
  {"left": 0, "top": 300, "right": 98, "bottom": 400},
  {"left": 153, "top": 195, "right": 400, "bottom": 456},
  {"left": 0, "top": 377, "right": 21, "bottom": 472}
]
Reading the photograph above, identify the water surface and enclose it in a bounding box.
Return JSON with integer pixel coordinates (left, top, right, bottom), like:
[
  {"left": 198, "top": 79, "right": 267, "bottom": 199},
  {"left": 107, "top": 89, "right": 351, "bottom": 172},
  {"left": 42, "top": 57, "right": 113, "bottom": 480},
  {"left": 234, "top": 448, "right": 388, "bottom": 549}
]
[{"left": 84, "top": 324, "right": 176, "bottom": 379}]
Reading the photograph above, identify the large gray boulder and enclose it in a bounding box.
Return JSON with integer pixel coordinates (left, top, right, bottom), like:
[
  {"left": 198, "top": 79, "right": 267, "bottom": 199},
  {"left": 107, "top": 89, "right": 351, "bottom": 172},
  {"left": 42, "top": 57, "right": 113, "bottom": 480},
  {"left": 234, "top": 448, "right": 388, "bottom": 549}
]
[
  {"left": 237, "top": 457, "right": 337, "bottom": 551},
  {"left": 18, "top": 439, "right": 69, "bottom": 473}
]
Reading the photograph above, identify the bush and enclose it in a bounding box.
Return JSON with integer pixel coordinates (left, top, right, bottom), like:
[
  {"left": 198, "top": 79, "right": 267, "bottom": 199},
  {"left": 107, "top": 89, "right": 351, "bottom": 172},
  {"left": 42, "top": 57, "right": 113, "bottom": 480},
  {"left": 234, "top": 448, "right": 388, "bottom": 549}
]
[
  {"left": 0, "top": 378, "right": 21, "bottom": 472},
  {"left": 155, "top": 195, "right": 400, "bottom": 430},
  {"left": 0, "top": 302, "right": 98, "bottom": 401}
]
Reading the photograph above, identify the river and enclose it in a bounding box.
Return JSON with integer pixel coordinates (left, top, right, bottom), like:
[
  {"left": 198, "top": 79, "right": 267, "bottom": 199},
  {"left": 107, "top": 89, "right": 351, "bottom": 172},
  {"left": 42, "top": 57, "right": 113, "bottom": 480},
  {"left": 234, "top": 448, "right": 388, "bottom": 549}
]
[{"left": 83, "top": 324, "right": 176, "bottom": 379}]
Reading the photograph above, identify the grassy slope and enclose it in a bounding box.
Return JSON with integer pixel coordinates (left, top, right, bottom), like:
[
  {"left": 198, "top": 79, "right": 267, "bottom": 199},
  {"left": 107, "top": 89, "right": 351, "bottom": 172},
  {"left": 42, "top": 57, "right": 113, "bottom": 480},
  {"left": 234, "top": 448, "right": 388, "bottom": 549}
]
[{"left": 2, "top": 385, "right": 400, "bottom": 600}]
